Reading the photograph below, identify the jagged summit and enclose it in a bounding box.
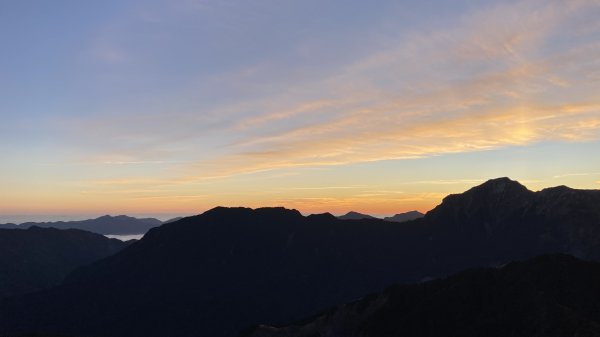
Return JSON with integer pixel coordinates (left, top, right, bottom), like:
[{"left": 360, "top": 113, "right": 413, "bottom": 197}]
[
  {"left": 426, "top": 178, "right": 532, "bottom": 208},
  {"left": 426, "top": 177, "right": 534, "bottom": 223},
  {"left": 466, "top": 177, "right": 531, "bottom": 195}
]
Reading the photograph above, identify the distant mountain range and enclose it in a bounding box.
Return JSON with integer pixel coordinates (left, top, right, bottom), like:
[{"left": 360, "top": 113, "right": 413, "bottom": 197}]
[
  {"left": 336, "top": 211, "right": 376, "bottom": 220},
  {"left": 0, "top": 210, "right": 421, "bottom": 235},
  {"left": 0, "top": 226, "right": 129, "bottom": 298},
  {"left": 1, "top": 178, "right": 600, "bottom": 337},
  {"left": 383, "top": 210, "right": 424, "bottom": 222},
  {"left": 337, "top": 210, "right": 424, "bottom": 222},
  {"left": 247, "top": 254, "right": 600, "bottom": 337},
  {"left": 0, "top": 215, "right": 172, "bottom": 235}
]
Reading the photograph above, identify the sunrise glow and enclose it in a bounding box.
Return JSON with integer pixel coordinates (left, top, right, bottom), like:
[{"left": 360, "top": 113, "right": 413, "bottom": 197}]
[{"left": 2, "top": 0, "right": 600, "bottom": 219}]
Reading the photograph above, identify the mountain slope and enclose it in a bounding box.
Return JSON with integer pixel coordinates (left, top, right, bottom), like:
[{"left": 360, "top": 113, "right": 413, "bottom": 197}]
[
  {"left": 0, "top": 215, "right": 162, "bottom": 235},
  {"left": 383, "top": 210, "right": 424, "bottom": 223},
  {"left": 337, "top": 211, "right": 376, "bottom": 220},
  {"left": 1, "top": 178, "right": 600, "bottom": 337},
  {"left": 248, "top": 254, "right": 600, "bottom": 337},
  {"left": 0, "top": 227, "right": 129, "bottom": 298}
]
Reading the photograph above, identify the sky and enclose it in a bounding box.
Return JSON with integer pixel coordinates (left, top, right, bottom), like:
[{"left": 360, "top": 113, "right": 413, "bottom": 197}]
[{"left": 1, "top": 0, "right": 600, "bottom": 221}]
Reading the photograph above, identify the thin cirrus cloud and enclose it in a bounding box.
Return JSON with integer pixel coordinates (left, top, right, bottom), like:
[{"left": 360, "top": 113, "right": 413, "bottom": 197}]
[
  {"left": 147, "top": 0, "right": 598, "bottom": 182},
  {"left": 18, "top": 0, "right": 598, "bottom": 216},
  {"left": 553, "top": 172, "right": 600, "bottom": 179}
]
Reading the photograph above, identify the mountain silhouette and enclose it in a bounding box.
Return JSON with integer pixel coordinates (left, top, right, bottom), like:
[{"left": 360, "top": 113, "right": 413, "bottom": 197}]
[
  {"left": 337, "top": 211, "right": 376, "bottom": 220},
  {"left": 163, "top": 216, "right": 184, "bottom": 224},
  {"left": 0, "top": 226, "right": 129, "bottom": 298},
  {"left": 0, "top": 215, "right": 162, "bottom": 235},
  {"left": 247, "top": 254, "right": 600, "bottom": 337},
  {"left": 383, "top": 210, "right": 424, "bottom": 222},
  {"left": 1, "top": 178, "right": 600, "bottom": 337}
]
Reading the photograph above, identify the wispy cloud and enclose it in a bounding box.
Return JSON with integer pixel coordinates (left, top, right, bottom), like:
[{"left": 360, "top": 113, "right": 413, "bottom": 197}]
[
  {"left": 87, "top": 178, "right": 176, "bottom": 187},
  {"left": 100, "top": 160, "right": 170, "bottom": 165},
  {"left": 289, "top": 185, "right": 367, "bottom": 191},
  {"left": 404, "top": 179, "right": 486, "bottom": 186},
  {"left": 7, "top": 0, "right": 600, "bottom": 217},
  {"left": 176, "top": 0, "right": 600, "bottom": 179},
  {"left": 129, "top": 195, "right": 207, "bottom": 201},
  {"left": 553, "top": 172, "right": 600, "bottom": 179},
  {"left": 64, "top": 0, "right": 600, "bottom": 184}
]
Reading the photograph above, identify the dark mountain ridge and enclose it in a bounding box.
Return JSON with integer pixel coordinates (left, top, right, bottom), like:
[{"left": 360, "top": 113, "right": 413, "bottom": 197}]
[
  {"left": 337, "top": 211, "right": 376, "bottom": 220},
  {"left": 0, "top": 215, "right": 162, "bottom": 235},
  {"left": 1, "top": 178, "right": 600, "bottom": 337},
  {"left": 0, "top": 226, "right": 129, "bottom": 298},
  {"left": 248, "top": 254, "right": 600, "bottom": 337},
  {"left": 383, "top": 210, "right": 424, "bottom": 222}
]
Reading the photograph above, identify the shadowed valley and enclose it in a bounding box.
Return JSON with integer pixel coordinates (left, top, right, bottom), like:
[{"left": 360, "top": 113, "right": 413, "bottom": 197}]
[
  {"left": 0, "top": 227, "right": 129, "bottom": 298},
  {"left": 248, "top": 254, "right": 600, "bottom": 337}
]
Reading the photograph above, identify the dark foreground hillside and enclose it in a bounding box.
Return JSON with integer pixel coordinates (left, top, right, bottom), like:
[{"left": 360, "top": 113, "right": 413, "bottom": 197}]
[
  {"left": 1, "top": 178, "right": 600, "bottom": 337},
  {"left": 0, "top": 227, "right": 129, "bottom": 298},
  {"left": 248, "top": 254, "right": 600, "bottom": 337}
]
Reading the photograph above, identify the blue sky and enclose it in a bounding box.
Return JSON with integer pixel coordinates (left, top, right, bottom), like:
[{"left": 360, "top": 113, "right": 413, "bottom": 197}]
[{"left": 1, "top": 0, "right": 600, "bottom": 219}]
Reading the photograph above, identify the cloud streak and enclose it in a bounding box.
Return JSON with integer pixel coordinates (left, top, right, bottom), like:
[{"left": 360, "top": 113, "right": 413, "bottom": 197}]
[
  {"left": 175, "top": 0, "right": 600, "bottom": 179},
  {"left": 51, "top": 0, "right": 600, "bottom": 197}
]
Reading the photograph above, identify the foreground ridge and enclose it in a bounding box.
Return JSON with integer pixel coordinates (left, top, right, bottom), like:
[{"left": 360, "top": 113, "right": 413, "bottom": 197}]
[
  {"left": 248, "top": 254, "right": 600, "bottom": 337},
  {"left": 1, "top": 178, "right": 599, "bottom": 337}
]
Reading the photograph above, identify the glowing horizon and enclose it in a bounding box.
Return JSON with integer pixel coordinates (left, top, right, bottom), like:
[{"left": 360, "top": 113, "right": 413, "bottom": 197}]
[{"left": 2, "top": 0, "right": 600, "bottom": 220}]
